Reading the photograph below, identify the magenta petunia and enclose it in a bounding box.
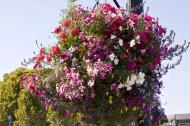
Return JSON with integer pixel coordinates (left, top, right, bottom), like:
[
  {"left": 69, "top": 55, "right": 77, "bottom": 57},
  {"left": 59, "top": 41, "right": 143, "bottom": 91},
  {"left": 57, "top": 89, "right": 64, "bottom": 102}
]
[{"left": 140, "top": 32, "right": 149, "bottom": 42}]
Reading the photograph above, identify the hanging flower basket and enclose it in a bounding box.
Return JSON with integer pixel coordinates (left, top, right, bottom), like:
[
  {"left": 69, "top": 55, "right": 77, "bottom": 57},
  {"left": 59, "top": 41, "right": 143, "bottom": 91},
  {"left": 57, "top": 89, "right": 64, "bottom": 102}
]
[{"left": 20, "top": 2, "right": 189, "bottom": 126}]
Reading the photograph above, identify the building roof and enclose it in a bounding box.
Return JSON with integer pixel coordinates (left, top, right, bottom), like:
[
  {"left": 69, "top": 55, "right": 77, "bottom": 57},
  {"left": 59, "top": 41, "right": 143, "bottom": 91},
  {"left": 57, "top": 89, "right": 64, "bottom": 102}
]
[{"left": 168, "top": 114, "right": 190, "bottom": 121}]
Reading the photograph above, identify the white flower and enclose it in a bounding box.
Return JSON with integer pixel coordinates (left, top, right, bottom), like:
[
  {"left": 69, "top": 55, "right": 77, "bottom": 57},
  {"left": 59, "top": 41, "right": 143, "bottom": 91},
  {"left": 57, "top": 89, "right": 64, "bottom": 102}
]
[
  {"left": 127, "top": 74, "right": 137, "bottom": 86},
  {"left": 118, "top": 12, "right": 123, "bottom": 17},
  {"left": 130, "top": 39, "right": 136, "bottom": 47},
  {"left": 119, "top": 26, "right": 123, "bottom": 31},
  {"left": 109, "top": 53, "right": 115, "bottom": 61},
  {"left": 111, "top": 35, "right": 117, "bottom": 39},
  {"left": 92, "top": 68, "right": 99, "bottom": 76},
  {"left": 68, "top": 46, "right": 76, "bottom": 53},
  {"left": 87, "top": 65, "right": 93, "bottom": 75},
  {"left": 114, "top": 58, "right": 119, "bottom": 65},
  {"left": 126, "top": 85, "right": 132, "bottom": 91},
  {"left": 114, "top": 46, "right": 119, "bottom": 49},
  {"left": 136, "top": 72, "right": 145, "bottom": 84},
  {"left": 129, "top": 20, "right": 135, "bottom": 27},
  {"left": 87, "top": 66, "right": 99, "bottom": 77},
  {"left": 111, "top": 13, "right": 117, "bottom": 18},
  {"left": 123, "top": 82, "right": 132, "bottom": 91},
  {"left": 118, "top": 39, "right": 123, "bottom": 46},
  {"left": 118, "top": 83, "right": 125, "bottom": 89},
  {"left": 88, "top": 80, "right": 95, "bottom": 87},
  {"left": 140, "top": 49, "right": 146, "bottom": 54},
  {"left": 136, "top": 35, "right": 140, "bottom": 40}
]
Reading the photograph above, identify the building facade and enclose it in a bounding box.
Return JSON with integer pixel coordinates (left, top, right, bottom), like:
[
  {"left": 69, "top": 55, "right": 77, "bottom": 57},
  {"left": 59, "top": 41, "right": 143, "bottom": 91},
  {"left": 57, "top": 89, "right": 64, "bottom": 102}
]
[{"left": 163, "top": 114, "right": 190, "bottom": 126}]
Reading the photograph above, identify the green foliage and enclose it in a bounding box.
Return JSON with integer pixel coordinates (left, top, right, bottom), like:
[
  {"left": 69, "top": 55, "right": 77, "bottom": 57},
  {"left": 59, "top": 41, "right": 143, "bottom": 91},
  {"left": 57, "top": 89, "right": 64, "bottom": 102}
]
[
  {"left": 46, "top": 105, "right": 81, "bottom": 126},
  {"left": 0, "top": 68, "right": 48, "bottom": 126},
  {"left": 13, "top": 89, "right": 47, "bottom": 126},
  {"left": 0, "top": 68, "right": 34, "bottom": 125}
]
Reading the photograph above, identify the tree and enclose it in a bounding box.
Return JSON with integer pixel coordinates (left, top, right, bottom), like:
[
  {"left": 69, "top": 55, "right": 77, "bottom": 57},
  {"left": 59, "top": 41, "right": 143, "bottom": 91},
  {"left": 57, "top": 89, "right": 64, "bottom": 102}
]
[
  {"left": 14, "top": 89, "right": 47, "bottom": 126},
  {"left": 0, "top": 68, "right": 47, "bottom": 126},
  {"left": 0, "top": 68, "right": 33, "bottom": 125}
]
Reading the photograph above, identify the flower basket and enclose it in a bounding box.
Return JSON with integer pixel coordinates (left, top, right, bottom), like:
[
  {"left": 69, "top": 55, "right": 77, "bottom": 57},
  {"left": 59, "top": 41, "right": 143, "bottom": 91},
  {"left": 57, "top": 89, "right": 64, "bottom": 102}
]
[{"left": 20, "top": 2, "right": 190, "bottom": 126}]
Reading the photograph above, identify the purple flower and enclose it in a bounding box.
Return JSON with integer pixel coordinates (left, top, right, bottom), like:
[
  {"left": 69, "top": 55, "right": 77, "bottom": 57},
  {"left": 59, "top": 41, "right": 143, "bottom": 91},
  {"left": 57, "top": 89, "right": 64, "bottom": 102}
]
[
  {"left": 76, "top": 122, "right": 81, "bottom": 126},
  {"left": 127, "top": 61, "right": 138, "bottom": 70},
  {"left": 56, "top": 67, "right": 86, "bottom": 100},
  {"left": 82, "top": 17, "right": 92, "bottom": 26},
  {"left": 79, "top": 32, "right": 87, "bottom": 41},
  {"left": 93, "top": 60, "right": 113, "bottom": 79},
  {"left": 110, "top": 84, "right": 118, "bottom": 92},
  {"left": 75, "top": 6, "right": 85, "bottom": 14},
  {"left": 64, "top": 110, "right": 70, "bottom": 117}
]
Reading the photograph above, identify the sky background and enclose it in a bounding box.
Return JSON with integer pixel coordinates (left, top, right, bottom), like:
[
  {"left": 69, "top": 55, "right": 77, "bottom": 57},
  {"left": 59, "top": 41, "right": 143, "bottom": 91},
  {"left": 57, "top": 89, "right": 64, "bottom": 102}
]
[{"left": 0, "top": 0, "right": 190, "bottom": 115}]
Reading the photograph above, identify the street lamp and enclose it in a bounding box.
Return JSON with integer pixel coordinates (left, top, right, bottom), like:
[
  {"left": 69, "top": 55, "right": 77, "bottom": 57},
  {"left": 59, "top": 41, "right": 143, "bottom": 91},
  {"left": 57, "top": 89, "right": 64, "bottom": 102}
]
[
  {"left": 128, "top": 0, "right": 143, "bottom": 14},
  {"left": 128, "top": 1, "right": 151, "bottom": 126},
  {"left": 112, "top": 0, "right": 151, "bottom": 126}
]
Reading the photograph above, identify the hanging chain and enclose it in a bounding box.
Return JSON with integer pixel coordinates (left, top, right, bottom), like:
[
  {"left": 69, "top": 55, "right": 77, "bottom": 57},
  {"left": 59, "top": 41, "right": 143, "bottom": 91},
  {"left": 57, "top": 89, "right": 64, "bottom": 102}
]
[
  {"left": 113, "top": 0, "right": 120, "bottom": 8},
  {"left": 93, "top": 0, "right": 99, "bottom": 11}
]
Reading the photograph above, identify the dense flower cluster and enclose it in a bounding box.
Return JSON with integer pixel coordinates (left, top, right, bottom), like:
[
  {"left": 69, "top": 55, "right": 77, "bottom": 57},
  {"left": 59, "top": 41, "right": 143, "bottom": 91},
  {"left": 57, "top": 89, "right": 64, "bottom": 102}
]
[
  {"left": 56, "top": 67, "right": 85, "bottom": 100},
  {"left": 20, "top": 2, "right": 189, "bottom": 125}
]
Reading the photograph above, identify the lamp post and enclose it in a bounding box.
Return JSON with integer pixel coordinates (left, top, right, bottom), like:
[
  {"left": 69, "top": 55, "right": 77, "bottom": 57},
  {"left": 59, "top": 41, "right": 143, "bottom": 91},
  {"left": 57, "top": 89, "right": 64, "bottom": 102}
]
[
  {"left": 112, "top": 0, "right": 151, "bottom": 125},
  {"left": 129, "top": 0, "right": 143, "bottom": 14},
  {"left": 128, "top": 0, "right": 151, "bottom": 126}
]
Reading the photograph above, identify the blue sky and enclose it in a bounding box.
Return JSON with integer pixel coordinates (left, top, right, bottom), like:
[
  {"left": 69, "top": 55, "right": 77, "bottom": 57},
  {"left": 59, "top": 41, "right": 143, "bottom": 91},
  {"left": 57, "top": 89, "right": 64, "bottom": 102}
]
[{"left": 0, "top": 0, "right": 190, "bottom": 115}]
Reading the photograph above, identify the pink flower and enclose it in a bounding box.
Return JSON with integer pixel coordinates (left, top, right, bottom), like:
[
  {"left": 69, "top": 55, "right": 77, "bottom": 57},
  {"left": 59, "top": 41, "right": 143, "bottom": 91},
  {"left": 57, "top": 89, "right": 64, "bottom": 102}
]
[
  {"left": 28, "top": 84, "right": 35, "bottom": 93},
  {"left": 124, "top": 44, "right": 130, "bottom": 49},
  {"left": 19, "top": 82, "right": 24, "bottom": 88},
  {"left": 113, "top": 17, "right": 123, "bottom": 26},
  {"left": 70, "top": 28, "right": 79, "bottom": 36},
  {"left": 60, "top": 53, "right": 70, "bottom": 61},
  {"left": 74, "top": 17, "right": 78, "bottom": 21},
  {"left": 82, "top": 17, "right": 91, "bottom": 25},
  {"left": 158, "top": 26, "right": 166, "bottom": 36},
  {"left": 59, "top": 32, "right": 67, "bottom": 40},
  {"left": 140, "top": 32, "right": 149, "bottom": 42},
  {"left": 56, "top": 67, "right": 85, "bottom": 100},
  {"left": 103, "top": 3, "right": 116, "bottom": 13},
  {"left": 33, "top": 63, "right": 39, "bottom": 69},
  {"left": 112, "top": 25, "right": 119, "bottom": 32},
  {"left": 37, "top": 54, "right": 45, "bottom": 62},
  {"left": 46, "top": 56, "right": 52, "bottom": 62},
  {"left": 75, "top": 6, "right": 85, "bottom": 14},
  {"left": 155, "top": 54, "right": 161, "bottom": 65},
  {"left": 145, "top": 24, "right": 152, "bottom": 31},
  {"left": 54, "top": 26, "right": 61, "bottom": 34},
  {"left": 51, "top": 45, "right": 61, "bottom": 55},
  {"left": 92, "top": 60, "right": 113, "bottom": 79},
  {"left": 39, "top": 48, "right": 45, "bottom": 54},
  {"left": 63, "top": 19, "right": 71, "bottom": 27},
  {"left": 144, "top": 14, "right": 152, "bottom": 22},
  {"left": 103, "top": 29, "right": 112, "bottom": 37}
]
